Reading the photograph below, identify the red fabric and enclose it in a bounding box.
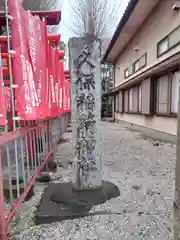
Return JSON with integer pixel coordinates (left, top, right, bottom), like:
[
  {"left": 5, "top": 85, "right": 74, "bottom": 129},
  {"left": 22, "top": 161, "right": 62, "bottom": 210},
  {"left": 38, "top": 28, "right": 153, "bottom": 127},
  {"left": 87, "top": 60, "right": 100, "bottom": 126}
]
[
  {"left": 64, "top": 80, "right": 71, "bottom": 112},
  {"left": 4, "top": 87, "right": 11, "bottom": 112},
  {"left": 55, "top": 50, "right": 62, "bottom": 116},
  {"left": 43, "top": 19, "right": 50, "bottom": 117},
  {"left": 56, "top": 59, "right": 63, "bottom": 116},
  {"left": 51, "top": 47, "right": 58, "bottom": 116},
  {"left": 9, "top": 0, "right": 69, "bottom": 120},
  {"left": 47, "top": 45, "right": 55, "bottom": 117},
  {"left": 39, "top": 19, "right": 49, "bottom": 118},
  {"left": 62, "top": 62, "right": 65, "bottom": 115},
  {"left": 9, "top": 0, "right": 48, "bottom": 120},
  {"left": 63, "top": 80, "right": 67, "bottom": 112},
  {"left": 0, "top": 56, "right": 6, "bottom": 126},
  {"left": 25, "top": 13, "right": 47, "bottom": 119},
  {"left": 10, "top": 1, "right": 36, "bottom": 120},
  {"left": 60, "top": 61, "right": 65, "bottom": 115},
  {"left": 66, "top": 80, "right": 71, "bottom": 112}
]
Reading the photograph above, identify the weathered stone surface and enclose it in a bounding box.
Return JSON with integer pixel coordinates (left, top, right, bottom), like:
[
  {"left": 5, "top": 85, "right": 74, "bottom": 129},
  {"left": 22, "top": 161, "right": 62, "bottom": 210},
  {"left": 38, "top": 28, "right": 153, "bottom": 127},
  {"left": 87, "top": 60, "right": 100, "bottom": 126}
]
[
  {"left": 35, "top": 181, "right": 120, "bottom": 225},
  {"left": 69, "top": 35, "right": 102, "bottom": 189}
]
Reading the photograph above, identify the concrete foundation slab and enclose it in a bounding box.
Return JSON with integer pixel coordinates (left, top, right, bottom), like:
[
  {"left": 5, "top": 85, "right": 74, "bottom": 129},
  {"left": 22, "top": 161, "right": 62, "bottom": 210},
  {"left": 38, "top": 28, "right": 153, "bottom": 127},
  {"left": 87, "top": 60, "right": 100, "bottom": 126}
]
[{"left": 35, "top": 181, "right": 120, "bottom": 225}]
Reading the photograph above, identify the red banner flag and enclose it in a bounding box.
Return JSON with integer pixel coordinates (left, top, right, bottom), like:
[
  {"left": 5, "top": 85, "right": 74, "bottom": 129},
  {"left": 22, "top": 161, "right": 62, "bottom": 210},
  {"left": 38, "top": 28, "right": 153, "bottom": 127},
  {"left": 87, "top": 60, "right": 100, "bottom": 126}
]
[
  {"left": 9, "top": 1, "right": 37, "bottom": 120},
  {"left": 4, "top": 87, "right": 11, "bottom": 112},
  {"left": 64, "top": 80, "right": 71, "bottom": 112},
  {"left": 9, "top": 0, "right": 48, "bottom": 120},
  {"left": 0, "top": 54, "right": 6, "bottom": 126},
  {"left": 59, "top": 60, "right": 65, "bottom": 115},
  {"left": 47, "top": 45, "right": 55, "bottom": 117},
  {"left": 66, "top": 80, "right": 71, "bottom": 112},
  {"left": 51, "top": 47, "right": 58, "bottom": 116},
  {"left": 26, "top": 12, "right": 47, "bottom": 119},
  {"left": 9, "top": 0, "right": 70, "bottom": 120}
]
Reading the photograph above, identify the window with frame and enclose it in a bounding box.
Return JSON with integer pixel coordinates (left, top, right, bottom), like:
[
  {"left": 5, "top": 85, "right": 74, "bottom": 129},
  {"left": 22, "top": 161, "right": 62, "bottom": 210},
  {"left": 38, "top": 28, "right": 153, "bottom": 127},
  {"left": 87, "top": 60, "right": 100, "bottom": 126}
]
[
  {"left": 134, "top": 60, "right": 140, "bottom": 72},
  {"left": 125, "top": 66, "right": 133, "bottom": 78},
  {"left": 157, "top": 25, "right": 180, "bottom": 57},
  {"left": 129, "top": 89, "right": 133, "bottom": 112},
  {"left": 119, "top": 91, "right": 123, "bottom": 113},
  {"left": 124, "top": 68, "right": 129, "bottom": 78},
  {"left": 129, "top": 65, "right": 133, "bottom": 75},
  {"left": 169, "top": 26, "right": 180, "bottom": 48},
  {"left": 156, "top": 71, "right": 179, "bottom": 115},
  {"left": 115, "top": 93, "right": 119, "bottom": 112},
  {"left": 139, "top": 54, "right": 146, "bottom": 68},
  {"left": 128, "top": 86, "right": 139, "bottom": 113},
  {"left": 138, "top": 85, "right": 142, "bottom": 112},
  {"left": 171, "top": 71, "right": 179, "bottom": 114},
  {"left": 124, "top": 53, "right": 147, "bottom": 78},
  {"left": 124, "top": 90, "right": 129, "bottom": 112},
  {"left": 156, "top": 74, "right": 169, "bottom": 114},
  {"left": 157, "top": 38, "right": 168, "bottom": 57},
  {"left": 141, "top": 78, "right": 152, "bottom": 115}
]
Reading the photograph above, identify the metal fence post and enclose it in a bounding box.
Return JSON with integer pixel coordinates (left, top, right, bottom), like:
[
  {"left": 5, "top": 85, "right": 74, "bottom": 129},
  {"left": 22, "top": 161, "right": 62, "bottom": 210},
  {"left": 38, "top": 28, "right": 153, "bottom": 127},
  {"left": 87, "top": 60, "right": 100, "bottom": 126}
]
[{"left": 0, "top": 149, "right": 7, "bottom": 240}]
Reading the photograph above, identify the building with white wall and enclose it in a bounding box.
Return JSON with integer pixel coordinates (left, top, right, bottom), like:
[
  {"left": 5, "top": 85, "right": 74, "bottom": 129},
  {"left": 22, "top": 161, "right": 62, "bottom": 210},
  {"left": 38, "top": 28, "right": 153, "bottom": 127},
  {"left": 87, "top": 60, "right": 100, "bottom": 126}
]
[{"left": 102, "top": 0, "right": 180, "bottom": 139}]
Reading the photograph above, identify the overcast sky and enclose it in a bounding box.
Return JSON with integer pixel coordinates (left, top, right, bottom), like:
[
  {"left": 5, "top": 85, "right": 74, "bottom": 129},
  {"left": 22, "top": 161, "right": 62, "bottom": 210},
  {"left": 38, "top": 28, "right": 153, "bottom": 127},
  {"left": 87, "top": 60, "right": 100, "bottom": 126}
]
[{"left": 59, "top": 0, "right": 130, "bottom": 43}]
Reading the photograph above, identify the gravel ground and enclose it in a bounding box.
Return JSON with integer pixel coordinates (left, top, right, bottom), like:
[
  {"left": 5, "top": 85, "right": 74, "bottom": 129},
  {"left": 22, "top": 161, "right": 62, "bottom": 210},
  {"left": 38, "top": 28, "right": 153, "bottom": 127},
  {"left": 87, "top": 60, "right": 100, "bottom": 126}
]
[{"left": 9, "top": 121, "right": 175, "bottom": 240}]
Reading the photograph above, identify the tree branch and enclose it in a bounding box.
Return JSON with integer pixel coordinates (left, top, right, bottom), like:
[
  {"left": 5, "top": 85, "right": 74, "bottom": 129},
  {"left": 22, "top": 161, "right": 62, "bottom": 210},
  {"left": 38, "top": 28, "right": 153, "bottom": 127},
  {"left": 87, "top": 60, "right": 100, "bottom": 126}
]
[{"left": 65, "top": 0, "right": 122, "bottom": 53}]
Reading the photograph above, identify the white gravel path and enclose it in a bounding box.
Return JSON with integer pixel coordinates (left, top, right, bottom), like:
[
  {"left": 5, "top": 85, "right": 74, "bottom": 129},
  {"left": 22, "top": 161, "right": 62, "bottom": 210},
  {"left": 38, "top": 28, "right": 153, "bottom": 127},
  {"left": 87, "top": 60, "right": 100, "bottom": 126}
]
[{"left": 9, "top": 121, "right": 175, "bottom": 240}]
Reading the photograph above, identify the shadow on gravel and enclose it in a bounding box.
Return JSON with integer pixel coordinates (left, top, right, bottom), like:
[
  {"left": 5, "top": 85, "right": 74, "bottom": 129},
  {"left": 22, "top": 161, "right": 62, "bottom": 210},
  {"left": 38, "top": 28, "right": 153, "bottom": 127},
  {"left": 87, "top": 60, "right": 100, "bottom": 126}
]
[{"left": 35, "top": 181, "right": 120, "bottom": 225}]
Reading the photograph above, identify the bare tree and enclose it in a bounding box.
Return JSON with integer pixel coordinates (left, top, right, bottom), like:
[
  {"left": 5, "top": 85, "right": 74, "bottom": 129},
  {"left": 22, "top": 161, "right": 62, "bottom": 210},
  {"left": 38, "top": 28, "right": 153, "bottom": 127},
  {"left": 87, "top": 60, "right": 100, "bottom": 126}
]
[{"left": 65, "top": 0, "right": 122, "bottom": 40}]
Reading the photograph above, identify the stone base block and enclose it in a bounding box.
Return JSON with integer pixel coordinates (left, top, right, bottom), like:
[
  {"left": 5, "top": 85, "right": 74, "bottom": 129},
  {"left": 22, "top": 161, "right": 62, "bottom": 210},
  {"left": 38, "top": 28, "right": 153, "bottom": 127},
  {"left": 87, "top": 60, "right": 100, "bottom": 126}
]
[{"left": 35, "top": 181, "right": 120, "bottom": 225}]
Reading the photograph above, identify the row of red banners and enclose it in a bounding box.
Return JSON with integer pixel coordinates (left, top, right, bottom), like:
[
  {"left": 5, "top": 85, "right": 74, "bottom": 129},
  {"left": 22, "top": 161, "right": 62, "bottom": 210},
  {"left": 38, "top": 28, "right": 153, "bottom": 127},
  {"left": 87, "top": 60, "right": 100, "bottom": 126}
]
[
  {"left": 0, "top": 53, "right": 6, "bottom": 125},
  {"left": 0, "top": 0, "right": 70, "bottom": 125}
]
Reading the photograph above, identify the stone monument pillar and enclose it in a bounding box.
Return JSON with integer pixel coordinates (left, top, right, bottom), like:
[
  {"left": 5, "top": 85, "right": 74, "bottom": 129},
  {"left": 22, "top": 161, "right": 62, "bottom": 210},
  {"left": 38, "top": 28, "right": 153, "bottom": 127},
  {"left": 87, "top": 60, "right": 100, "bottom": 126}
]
[
  {"left": 69, "top": 35, "right": 102, "bottom": 190},
  {"left": 36, "top": 36, "right": 120, "bottom": 223}
]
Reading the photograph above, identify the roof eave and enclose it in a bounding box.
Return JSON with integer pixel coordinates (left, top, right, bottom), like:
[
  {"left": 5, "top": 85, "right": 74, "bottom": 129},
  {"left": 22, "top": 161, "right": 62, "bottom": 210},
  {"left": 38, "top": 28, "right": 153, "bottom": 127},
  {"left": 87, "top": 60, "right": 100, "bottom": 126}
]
[{"left": 101, "top": 0, "right": 139, "bottom": 63}]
